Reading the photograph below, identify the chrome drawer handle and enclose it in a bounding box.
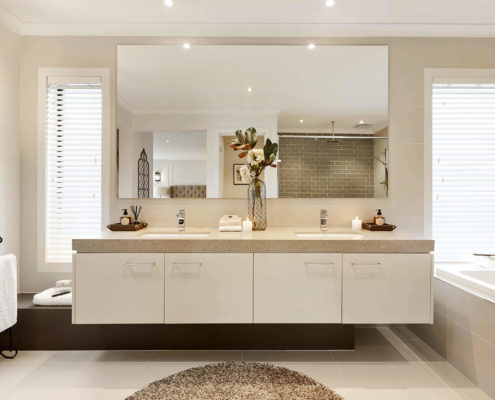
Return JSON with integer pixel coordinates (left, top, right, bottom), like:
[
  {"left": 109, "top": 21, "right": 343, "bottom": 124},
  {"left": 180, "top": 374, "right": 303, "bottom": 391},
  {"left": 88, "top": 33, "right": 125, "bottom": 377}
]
[
  {"left": 172, "top": 262, "right": 203, "bottom": 267},
  {"left": 305, "top": 262, "right": 335, "bottom": 267},
  {"left": 124, "top": 262, "right": 156, "bottom": 267},
  {"left": 351, "top": 262, "right": 382, "bottom": 267}
]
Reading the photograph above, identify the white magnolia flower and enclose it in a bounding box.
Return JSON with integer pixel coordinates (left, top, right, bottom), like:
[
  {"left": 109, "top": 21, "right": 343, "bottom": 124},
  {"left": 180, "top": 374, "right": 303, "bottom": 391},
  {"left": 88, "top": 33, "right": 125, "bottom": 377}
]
[
  {"left": 247, "top": 149, "right": 264, "bottom": 164},
  {"left": 239, "top": 165, "right": 252, "bottom": 183}
]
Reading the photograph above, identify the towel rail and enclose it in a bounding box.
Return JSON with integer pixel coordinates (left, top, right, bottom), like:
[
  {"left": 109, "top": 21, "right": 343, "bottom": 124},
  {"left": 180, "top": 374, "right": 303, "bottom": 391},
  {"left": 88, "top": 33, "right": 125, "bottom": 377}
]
[{"left": 0, "top": 327, "right": 18, "bottom": 359}]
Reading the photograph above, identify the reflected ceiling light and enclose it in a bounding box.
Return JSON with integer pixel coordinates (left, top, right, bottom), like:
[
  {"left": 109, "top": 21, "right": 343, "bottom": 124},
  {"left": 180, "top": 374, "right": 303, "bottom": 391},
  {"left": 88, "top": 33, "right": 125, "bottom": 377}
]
[
  {"left": 165, "top": 139, "right": 170, "bottom": 143},
  {"left": 359, "top": 120, "right": 364, "bottom": 124},
  {"left": 183, "top": 42, "right": 191, "bottom": 49},
  {"left": 308, "top": 43, "right": 316, "bottom": 50},
  {"left": 164, "top": 0, "right": 173, "bottom": 7},
  {"left": 299, "top": 119, "right": 304, "bottom": 123},
  {"left": 247, "top": 87, "right": 253, "bottom": 93},
  {"left": 325, "top": 0, "right": 335, "bottom": 7}
]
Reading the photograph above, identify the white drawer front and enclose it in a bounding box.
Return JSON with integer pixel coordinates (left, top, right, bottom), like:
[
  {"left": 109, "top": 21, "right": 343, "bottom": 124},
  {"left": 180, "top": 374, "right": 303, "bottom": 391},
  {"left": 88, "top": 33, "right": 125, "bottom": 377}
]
[
  {"left": 342, "top": 253, "right": 432, "bottom": 324},
  {"left": 74, "top": 253, "right": 165, "bottom": 324},
  {"left": 165, "top": 253, "right": 253, "bottom": 324},
  {"left": 254, "top": 253, "right": 342, "bottom": 323}
]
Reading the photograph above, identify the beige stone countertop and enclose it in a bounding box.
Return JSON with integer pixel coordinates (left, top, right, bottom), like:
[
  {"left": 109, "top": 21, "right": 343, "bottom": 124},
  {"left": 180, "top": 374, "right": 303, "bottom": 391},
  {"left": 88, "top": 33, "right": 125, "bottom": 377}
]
[{"left": 73, "top": 227, "right": 434, "bottom": 253}]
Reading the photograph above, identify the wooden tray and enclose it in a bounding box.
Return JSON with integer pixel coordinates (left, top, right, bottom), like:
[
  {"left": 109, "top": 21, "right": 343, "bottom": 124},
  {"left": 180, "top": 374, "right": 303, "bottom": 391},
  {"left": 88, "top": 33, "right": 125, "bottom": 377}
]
[
  {"left": 107, "top": 222, "right": 148, "bottom": 231},
  {"left": 362, "top": 222, "right": 397, "bottom": 231}
]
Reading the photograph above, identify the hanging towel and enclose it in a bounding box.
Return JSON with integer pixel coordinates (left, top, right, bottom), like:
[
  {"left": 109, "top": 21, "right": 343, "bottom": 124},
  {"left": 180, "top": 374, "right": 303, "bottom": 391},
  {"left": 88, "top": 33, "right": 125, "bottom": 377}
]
[{"left": 0, "top": 254, "right": 17, "bottom": 333}]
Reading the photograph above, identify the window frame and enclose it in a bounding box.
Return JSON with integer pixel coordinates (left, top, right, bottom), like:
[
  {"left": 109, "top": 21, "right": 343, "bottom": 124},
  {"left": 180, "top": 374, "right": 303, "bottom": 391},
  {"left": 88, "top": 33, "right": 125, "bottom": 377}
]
[
  {"left": 37, "top": 68, "right": 110, "bottom": 273},
  {"left": 424, "top": 68, "right": 495, "bottom": 263}
]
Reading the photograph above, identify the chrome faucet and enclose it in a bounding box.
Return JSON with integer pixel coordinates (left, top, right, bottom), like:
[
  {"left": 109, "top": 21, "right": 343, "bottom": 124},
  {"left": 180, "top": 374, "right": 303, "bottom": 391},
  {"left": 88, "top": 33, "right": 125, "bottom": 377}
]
[
  {"left": 320, "top": 209, "right": 328, "bottom": 231},
  {"left": 177, "top": 209, "right": 185, "bottom": 231}
]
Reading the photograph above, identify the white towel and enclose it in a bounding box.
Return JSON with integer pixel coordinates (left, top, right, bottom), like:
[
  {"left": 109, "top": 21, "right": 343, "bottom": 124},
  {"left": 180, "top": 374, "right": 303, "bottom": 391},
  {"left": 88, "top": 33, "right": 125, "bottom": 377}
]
[
  {"left": 33, "top": 288, "right": 72, "bottom": 307},
  {"left": 219, "top": 226, "right": 242, "bottom": 232},
  {"left": 0, "top": 254, "right": 17, "bottom": 333},
  {"left": 219, "top": 215, "right": 242, "bottom": 227},
  {"left": 55, "top": 280, "right": 72, "bottom": 288}
]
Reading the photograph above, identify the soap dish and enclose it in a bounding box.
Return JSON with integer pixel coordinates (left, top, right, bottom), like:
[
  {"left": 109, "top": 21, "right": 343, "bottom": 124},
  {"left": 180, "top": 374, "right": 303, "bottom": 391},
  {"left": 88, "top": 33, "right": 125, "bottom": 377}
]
[
  {"left": 107, "top": 222, "right": 148, "bottom": 231},
  {"left": 362, "top": 222, "right": 396, "bottom": 231}
]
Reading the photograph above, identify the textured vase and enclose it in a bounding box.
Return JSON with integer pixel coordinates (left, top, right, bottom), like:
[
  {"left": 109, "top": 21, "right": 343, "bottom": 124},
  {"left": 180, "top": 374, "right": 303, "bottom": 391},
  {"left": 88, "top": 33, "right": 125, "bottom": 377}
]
[{"left": 248, "top": 178, "right": 267, "bottom": 230}]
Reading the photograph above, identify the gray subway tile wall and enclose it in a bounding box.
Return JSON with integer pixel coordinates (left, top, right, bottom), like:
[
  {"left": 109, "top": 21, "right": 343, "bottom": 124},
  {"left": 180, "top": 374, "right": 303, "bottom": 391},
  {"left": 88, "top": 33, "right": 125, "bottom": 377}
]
[{"left": 278, "top": 136, "right": 375, "bottom": 198}]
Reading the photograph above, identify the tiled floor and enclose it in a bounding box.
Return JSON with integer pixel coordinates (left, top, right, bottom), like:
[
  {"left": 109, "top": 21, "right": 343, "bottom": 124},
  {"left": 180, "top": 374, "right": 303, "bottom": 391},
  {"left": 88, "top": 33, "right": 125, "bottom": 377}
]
[{"left": 0, "top": 327, "right": 491, "bottom": 400}]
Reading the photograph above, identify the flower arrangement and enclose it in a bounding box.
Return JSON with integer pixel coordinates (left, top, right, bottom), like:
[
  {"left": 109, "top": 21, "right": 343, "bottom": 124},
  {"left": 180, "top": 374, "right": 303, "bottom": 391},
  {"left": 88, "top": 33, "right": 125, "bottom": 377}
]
[{"left": 230, "top": 127, "right": 279, "bottom": 183}]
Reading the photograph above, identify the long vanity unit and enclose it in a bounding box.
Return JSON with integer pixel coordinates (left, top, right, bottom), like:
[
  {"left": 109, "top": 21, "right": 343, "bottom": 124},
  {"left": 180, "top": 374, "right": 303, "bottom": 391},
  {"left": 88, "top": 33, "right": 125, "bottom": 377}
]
[{"left": 72, "top": 228, "right": 434, "bottom": 349}]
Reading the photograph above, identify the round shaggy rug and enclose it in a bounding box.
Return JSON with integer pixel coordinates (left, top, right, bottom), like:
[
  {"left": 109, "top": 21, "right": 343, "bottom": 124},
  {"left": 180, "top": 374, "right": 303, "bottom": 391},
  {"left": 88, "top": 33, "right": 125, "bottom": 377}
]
[{"left": 126, "top": 362, "right": 344, "bottom": 400}]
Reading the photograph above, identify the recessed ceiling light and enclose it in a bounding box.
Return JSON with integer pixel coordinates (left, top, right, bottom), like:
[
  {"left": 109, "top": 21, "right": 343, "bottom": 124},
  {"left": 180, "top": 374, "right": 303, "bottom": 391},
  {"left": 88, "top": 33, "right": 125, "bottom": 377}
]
[
  {"left": 325, "top": 0, "right": 335, "bottom": 7},
  {"left": 166, "top": 139, "right": 170, "bottom": 143},
  {"left": 164, "top": 0, "right": 173, "bottom": 7},
  {"left": 247, "top": 87, "right": 253, "bottom": 93},
  {"left": 359, "top": 120, "right": 364, "bottom": 124},
  {"left": 183, "top": 42, "right": 191, "bottom": 49},
  {"left": 308, "top": 43, "right": 316, "bottom": 50},
  {"left": 299, "top": 119, "right": 304, "bottom": 123}
]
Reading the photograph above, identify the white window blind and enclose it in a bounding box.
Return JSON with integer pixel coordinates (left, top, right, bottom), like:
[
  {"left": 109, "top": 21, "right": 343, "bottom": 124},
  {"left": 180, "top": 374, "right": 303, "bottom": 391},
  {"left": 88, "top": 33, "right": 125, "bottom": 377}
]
[
  {"left": 432, "top": 79, "right": 495, "bottom": 262},
  {"left": 45, "top": 78, "right": 102, "bottom": 263}
]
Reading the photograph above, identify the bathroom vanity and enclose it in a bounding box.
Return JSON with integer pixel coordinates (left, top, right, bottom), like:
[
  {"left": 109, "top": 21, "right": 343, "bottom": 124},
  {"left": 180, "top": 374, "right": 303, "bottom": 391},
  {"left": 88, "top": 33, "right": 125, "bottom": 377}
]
[{"left": 71, "top": 228, "right": 433, "bottom": 349}]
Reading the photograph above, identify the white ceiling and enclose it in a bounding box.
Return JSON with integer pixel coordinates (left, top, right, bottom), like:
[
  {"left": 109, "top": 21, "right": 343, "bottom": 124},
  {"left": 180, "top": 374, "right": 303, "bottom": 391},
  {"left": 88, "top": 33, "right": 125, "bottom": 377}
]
[
  {"left": 1, "top": 0, "right": 495, "bottom": 37},
  {"left": 117, "top": 45, "right": 388, "bottom": 132},
  {"left": 153, "top": 131, "right": 206, "bottom": 160}
]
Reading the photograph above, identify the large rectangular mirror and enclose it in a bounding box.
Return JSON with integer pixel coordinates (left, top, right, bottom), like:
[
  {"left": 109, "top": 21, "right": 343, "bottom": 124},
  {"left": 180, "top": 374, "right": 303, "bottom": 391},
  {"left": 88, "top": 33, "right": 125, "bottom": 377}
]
[{"left": 117, "top": 45, "right": 388, "bottom": 199}]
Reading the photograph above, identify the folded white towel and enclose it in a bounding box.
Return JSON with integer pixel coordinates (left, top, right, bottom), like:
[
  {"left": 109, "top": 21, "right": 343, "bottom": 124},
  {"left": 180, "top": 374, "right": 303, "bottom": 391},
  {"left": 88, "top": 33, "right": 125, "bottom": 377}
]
[
  {"left": 0, "top": 254, "right": 17, "bottom": 333},
  {"left": 33, "top": 288, "right": 72, "bottom": 307},
  {"left": 219, "top": 226, "right": 242, "bottom": 232},
  {"left": 219, "top": 215, "right": 242, "bottom": 227},
  {"left": 55, "top": 280, "right": 72, "bottom": 288}
]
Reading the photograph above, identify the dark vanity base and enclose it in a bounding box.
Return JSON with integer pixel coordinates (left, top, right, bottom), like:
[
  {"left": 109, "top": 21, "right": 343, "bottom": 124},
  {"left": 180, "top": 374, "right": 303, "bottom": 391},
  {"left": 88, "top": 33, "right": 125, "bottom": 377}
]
[{"left": 4, "top": 295, "right": 355, "bottom": 350}]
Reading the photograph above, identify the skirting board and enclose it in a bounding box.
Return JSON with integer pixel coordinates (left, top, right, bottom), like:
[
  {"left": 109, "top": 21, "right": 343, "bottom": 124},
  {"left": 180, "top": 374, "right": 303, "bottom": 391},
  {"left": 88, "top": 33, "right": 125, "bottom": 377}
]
[{"left": 4, "top": 295, "right": 355, "bottom": 350}]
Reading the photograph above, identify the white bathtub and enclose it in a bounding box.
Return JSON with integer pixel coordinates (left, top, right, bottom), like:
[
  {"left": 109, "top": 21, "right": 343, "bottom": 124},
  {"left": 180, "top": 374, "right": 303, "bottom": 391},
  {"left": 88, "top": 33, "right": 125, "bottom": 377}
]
[{"left": 436, "top": 261, "right": 495, "bottom": 304}]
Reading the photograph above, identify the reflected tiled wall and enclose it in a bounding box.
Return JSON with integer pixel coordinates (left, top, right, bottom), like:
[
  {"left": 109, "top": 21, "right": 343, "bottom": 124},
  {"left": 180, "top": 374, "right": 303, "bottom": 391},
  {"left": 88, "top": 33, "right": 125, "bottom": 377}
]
[{"left": 278, "top": 137, "right": 374, "bottom": 198}]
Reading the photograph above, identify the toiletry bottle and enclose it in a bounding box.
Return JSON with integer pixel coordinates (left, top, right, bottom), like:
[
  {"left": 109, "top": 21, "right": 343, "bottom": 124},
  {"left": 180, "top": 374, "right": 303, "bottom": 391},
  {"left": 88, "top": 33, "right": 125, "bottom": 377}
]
[
  {"left": 120, "top": 209, "right": 131, "bottom": 225},
  {"left": 374, "top": 209, "right": 385, "bottom": 225}
]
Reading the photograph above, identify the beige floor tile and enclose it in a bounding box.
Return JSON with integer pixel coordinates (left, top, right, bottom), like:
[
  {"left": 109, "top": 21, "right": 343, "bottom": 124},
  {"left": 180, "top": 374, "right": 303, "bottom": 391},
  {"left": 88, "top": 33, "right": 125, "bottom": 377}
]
[
  {"left": 150, "top": 350, "right": 241, "bottom": 362},
  {"left": 0, "top": 327, "right": 491, "bottom": 400},
  {"left": 45, "top": 350, "right": 153, "bottom": 363},
  {"left": 242, "top": 350, "right": 333, "bottom": 362}
]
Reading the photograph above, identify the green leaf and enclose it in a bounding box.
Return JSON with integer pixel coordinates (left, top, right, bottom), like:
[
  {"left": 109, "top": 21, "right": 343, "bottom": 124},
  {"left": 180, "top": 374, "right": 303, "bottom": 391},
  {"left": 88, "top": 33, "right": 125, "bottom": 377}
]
[
  {"left": 245, "top": 127, "right": 257, "bottom": 147},
  {"left": 235, "top": 130, "right": 244, "bottom": 144},
  {"left": 264, "top": 138, "right": 273, "bottom": 160}
]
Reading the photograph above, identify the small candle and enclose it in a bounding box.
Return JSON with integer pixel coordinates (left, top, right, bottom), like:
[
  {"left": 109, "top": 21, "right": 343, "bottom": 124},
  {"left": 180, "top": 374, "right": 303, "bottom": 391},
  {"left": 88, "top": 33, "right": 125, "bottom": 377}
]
[
  {"left": 352, "top": 216, "right": 362, "bottom": 231},
  {"left": 243, "top": 218, "right": 253, "bottom": 232}
]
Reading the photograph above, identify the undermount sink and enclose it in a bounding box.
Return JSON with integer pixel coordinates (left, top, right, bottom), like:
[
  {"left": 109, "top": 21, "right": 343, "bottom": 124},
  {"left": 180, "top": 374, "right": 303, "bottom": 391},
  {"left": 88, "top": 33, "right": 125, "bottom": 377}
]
[
  {"left": 295, "top": 232, "right": 363, "bottom": 240},
  {"left": 139, "top": 230, "right": 210, "bottom": 239}
]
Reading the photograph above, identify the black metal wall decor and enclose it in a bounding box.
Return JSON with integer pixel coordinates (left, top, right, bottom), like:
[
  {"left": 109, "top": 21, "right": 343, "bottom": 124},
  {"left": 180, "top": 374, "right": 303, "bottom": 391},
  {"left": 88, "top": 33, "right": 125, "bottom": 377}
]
[{"left": 138, "top": 148, "right": 150, "bottom": 198}]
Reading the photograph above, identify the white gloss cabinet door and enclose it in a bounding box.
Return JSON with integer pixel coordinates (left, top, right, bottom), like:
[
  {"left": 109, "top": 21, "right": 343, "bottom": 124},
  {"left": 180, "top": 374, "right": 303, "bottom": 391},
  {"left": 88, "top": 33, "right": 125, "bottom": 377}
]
[
  {"left": 165, "top": 253, "right": 253, "bottom": 324},
  {"left": 74, "top": 253, "right": 165, "bottom": 324},
  {"left": 342, "top": 253, "right": 432, "bottom": 324},
  {"left": 254, "top": 253, "right": 342, "bottom": 323}
]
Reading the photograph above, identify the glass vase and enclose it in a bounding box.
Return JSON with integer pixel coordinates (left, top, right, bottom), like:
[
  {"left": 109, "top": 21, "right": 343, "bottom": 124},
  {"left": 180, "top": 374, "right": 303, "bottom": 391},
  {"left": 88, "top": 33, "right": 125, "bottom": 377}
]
[{"left": 248, "top": 178, "right": 267, "bottom": 231}]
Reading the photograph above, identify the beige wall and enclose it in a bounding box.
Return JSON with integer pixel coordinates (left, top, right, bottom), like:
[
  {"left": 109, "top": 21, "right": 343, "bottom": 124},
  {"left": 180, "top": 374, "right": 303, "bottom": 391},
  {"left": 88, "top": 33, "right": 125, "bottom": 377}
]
[
  {"left": 18, "top": 36, "right": 495, "bottom": 291},
  {"left": 0, "top": 23, "right": 20, "bottom": 263}
]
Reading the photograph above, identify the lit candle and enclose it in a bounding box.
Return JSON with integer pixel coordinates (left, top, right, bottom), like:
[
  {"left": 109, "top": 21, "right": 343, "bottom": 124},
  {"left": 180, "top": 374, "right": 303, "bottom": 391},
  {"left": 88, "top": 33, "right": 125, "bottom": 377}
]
[
  {"left": 352, "top": 216, "right": 362, "bottom": 231},
  {"left": 242, "top": 218, "right": 253, "bottom": 232}
]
